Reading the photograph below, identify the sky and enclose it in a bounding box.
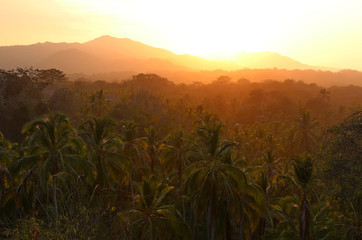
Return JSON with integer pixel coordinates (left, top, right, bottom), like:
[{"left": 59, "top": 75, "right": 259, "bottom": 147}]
[{"left": 1, "top": 0, "right": 362, "bottom": 70}]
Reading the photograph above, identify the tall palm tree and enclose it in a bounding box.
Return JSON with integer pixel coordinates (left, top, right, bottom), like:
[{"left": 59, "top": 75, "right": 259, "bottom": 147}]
[
  {"left": 144, "top": 126, "right": 161, "bottom": 174},
  {"left": 293, "top": 153, "right": 313, "bottom": 240},
  {"left": 120, "top": 120, "right": 149, "bottom": 200},
  {"left": 294, "top": 111, "right": 318, "bottom": 153},
  {"left": 160, "top": 130, "right": 190, "bottom": 186},
  {"left": 184, "top": 117, "right": 259, "bottom": 240},
  {"left": 121, "top": 176, "right": 190, "bottom": 240},
  {"left": 318, "top": 89, "right": 330, "bottom": 103},
  {"left": 0, "top": 131, "right": 15, "bottom": 210},
  {"left": 13, "top": 113, "right": 85, "bottom": 228},
  {"left": 160, "top": 130, "right": 192, "bottom": 222},
  {"left": 253, "top": 151, "right": 280, "bottom": 239},
  {"left": 79, "top": 116, "right": 123, "bottom": 188},
  {"left": 0, "top": 131, "right": 15, "bottom": 176}
]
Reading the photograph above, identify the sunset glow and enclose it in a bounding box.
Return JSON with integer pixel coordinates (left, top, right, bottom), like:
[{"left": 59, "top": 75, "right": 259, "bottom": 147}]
[
  {"left": 1, "top": 0, "right": 362, "bottom": 69},
  {"left": 1, "top": 1, "right": 362, "bottom": 238}
]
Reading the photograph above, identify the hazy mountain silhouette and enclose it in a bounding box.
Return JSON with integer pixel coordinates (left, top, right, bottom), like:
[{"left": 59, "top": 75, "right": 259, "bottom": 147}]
[
  {"left": 231, "top": 52, "right": 310, "bottom": 69},
  {"left": 0, "top": 35, "right": 333, "bottom": 74},
  {"left": 0, "top": 42, "right": 79, "bottom": 69},
  {"left": 82, "top": 35, "right": 176, "bottom": 60}
]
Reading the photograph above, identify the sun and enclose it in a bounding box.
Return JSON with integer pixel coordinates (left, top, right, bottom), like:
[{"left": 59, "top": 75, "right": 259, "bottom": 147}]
[{"left": 126, "top": 0, "right": 287, "bottom": 58}]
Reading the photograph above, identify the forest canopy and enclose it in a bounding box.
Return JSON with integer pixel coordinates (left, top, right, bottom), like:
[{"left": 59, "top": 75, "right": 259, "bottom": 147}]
[{"left": 0, "top": 68, "right": 361, "bottom": 240}]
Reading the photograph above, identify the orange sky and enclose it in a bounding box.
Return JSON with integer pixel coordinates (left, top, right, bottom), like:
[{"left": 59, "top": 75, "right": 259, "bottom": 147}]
[{"left": 1, "top": 0, "right": 362, "bottom": 71}]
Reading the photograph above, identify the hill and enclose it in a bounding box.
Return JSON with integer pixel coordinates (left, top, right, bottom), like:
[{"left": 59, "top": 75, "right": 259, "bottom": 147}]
[{"left": 0, "top": 35, "right": 333, "bottom": 74}]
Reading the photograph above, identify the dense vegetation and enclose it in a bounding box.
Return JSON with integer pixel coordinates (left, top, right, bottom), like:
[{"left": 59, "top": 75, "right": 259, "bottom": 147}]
[{"left": 0, "top": 68, "right": 361, "bottom": 239}]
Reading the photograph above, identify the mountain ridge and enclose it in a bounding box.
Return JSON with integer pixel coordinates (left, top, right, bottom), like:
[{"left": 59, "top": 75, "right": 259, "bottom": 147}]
[{"left": 0, "top": 35, "right": 338, "bottom": 73}]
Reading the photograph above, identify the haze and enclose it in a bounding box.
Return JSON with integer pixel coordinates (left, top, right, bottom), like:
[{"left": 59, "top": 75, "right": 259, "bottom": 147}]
[{"left": 1, "top": 0, "right": 362, "bottom": 70}]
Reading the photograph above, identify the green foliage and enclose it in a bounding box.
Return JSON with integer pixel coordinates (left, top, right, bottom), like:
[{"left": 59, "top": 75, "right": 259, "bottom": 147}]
[
  {"left": 120, "top": 176, "right": 190, "bottom": 240},
  {"left": 79, "top": 116, "right": 122, "bottom": 188},
  {"left": 320, "top": 111, "right": 362, "bottom": 240},
  {"left": 4, "top": 209, "right": 98, "bottom": 240},
  {"left": 293, "top": 154, "right": 313, "bottom": 189}
]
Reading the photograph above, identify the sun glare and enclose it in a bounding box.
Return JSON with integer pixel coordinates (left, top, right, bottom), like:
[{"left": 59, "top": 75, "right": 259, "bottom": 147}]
[
  {"left": 64, "top": 0, "right": 297, "bottom": 58},
  {"left": 2, "top": 0, "right": 362, "bottom": 69},
  {"left": 52, "top": 0, "right": 362, "bottom": 68}
]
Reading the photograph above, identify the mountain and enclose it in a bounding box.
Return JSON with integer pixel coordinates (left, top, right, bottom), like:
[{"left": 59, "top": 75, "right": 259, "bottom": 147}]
[
  {"left": 0, "top": 42, "right": 79, "bottom": 69},
  {"left": 230, "top": 52, "right": 311, "bottom": 69},
  {"left": 0, "top": 35, "right": 334, "bottom": 74},
  {"left": 82, "top": 35, "right": 176, "bottom": 60}
]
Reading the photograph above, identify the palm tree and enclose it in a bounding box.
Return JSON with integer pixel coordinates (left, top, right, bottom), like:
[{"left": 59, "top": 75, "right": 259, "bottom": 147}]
[
  {"left": 318, "top": 89, "right": 330, "bottom": 103},
  {"left": 120, "top": 120, "right": 149, "bottom": 200},
  {"left": 253, "top": 150, "right": 281, "bottom": 239},
  {"left": 294, "top": 111, "right": 318, "bottom": 153},
  {"left": 121, "top": 176, "right": 190, "bottom": 240},
  {"left": 13, "top": 113, "right": 85, "bottom": 229},
  {"left": 160, "top": 130, "right": 191, "bottom": 222},
  {"left": 0, "top": 130, "right": 15, "bottom": 177},
  {"left": 144, "top": 126, "right": 161, "bottom": 174},
  {"left": 79, "top": 116, "right": 123, "bottom": 188},
  {"left": 260, "top": 154, "right": 313, "bottom": 240},
  {"left": 184, "top": 117, "right": 258, "bottom": 240},
  {"left": 0, "top": 131, "right": 15, "bottom": 211},
  {"left": 82, "top": 90, "right": 110, "bottom": 117},
  {"left": 160, "top": 130, "right": 190, "bottom": 186},
  {"left": 293, "top": 153, "right": 313, "bottom": 240}
]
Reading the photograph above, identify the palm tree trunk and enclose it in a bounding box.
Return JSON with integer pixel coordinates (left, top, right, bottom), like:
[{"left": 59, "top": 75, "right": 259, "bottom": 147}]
[
  {"left": 211, "top": 215, "right": 216, "bottom": 240},
  {"left": 52, "top": 175, "right": 59, "bottom": 233},
  {"left": 129, "top": 162, "right": 135, "bottom": 209},
  {"left": 151, "top": 157, "right": 154, "bottom": 174},
  {"left": 178, "top": 164, "right": 182, "bottom": 187},
  {"left": 96, "top": 154, "right": 104, "bottom": 187},
  {"left": 225, "top": 211, "right": 232, "bottom": 240},
  {"left": 150, "top": 149, "right": 154, "bottom": 174},
  {"left": 299, "top": 193, "right": 310, "bottom": 240},
  {"left": 207, "top": 203, "right": 211, "bottom": 240},
  {"left": 182, "top": 199, "right": 186, "bottom": 221},
  {"left": 239, "top": 221, "right": 244, "bottom": 240},
  {"left": 207, "top": 197, "right": 216, "bottom": 240},
  {"left": 192, "top": 200, "right": 198, "bottom": 239},
  {"left": 178, "top": 164, "right": 186, "bottom": 220},
  {"left": 253, "top": 217, "right": 266, "bottom": 240},
  {"left": 129, "top": 157, "right": 135, "bottom": 207},
  {"left": 209, "top": 178, "right": 217, "bottom": 240}
]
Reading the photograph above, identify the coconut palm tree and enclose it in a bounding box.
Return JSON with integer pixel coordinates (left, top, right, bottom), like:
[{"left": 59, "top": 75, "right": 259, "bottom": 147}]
[
  {"left": 318, "top": 89, "right": 330, "bottom": 103},
  {"left": 265, "top": 154, "right": 314, "bottom": 240},
  {"left": 0, "top": 131, "right": 15, "bottom": 213},
  {"left": 121, "top": 176, "right": 190, "bottom": 240},
  {"left": 160, "top": 130, "right": 190, "bottom": 186},
  {"left": 144, "top": 126, "right": 161, "bottom": 174},
  {"left": 120, "top": 120, "right": 149, "bottom": 200},
  {"left": 293, "top": 153, "right": 313, "bottom": 240},
  {"left": 253, "top": 150, "right": 284, "bottom": 239},
  {"left": 13, "top": 113, "right": 86, "bottom": 229},
  {"left": 159, "top": 129, "right": 192, "bottom": 222},
  {"left": 79, "top": 116, "right": 123, "bottom": 188},
  {"left": 184, "top": 117, "right": 261, "bottom": 240},
  {"left": 0, "top": 131, "right": 15, "bottom": 181},
  {"left": 294, "top": 111, "right": 318, "bottom": 153}
]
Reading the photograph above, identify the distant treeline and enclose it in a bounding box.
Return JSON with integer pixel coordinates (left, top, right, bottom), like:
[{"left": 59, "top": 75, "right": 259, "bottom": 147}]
[
  {"left": 69, "top": 68, "right": 362, "bottom": 87},
  {"left": 1, "top": 68, "right": 362, "bottom": 142}
]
